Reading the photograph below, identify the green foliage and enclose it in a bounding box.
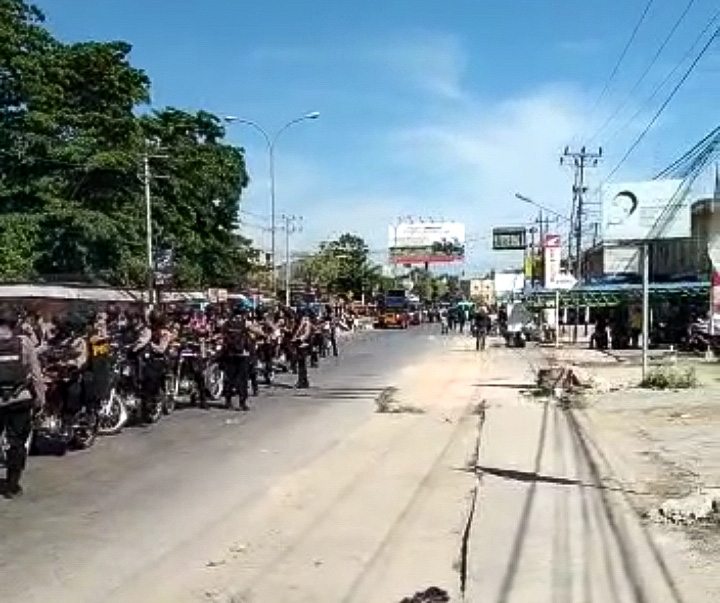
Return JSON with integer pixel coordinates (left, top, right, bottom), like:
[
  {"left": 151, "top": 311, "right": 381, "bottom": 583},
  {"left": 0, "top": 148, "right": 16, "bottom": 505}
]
[
  {"left": 297, "top": 233, "right": 382, "bottom": 298},
  {"left": 0, "top": 1, "right": 253, "bottom": 287},
  {"left": 640, "top": 367, "right": 698, "bottom": 390}
]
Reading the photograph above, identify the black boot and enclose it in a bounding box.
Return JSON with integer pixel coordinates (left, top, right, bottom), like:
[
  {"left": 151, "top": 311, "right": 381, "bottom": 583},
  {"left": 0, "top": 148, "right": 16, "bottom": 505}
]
[{"left": 4, "top": 469, "right": 23, "bottom": 499}]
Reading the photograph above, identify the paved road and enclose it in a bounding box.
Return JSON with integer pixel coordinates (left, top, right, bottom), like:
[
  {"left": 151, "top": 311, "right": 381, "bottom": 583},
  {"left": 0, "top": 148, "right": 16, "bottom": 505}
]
[{"left": 0, "top": 326, "right": 440, "bottom": 603}]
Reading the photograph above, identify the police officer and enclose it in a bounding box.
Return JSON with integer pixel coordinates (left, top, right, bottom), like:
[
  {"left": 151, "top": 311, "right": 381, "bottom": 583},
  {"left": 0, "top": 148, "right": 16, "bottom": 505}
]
[
  {"left": 292, "top": 313, "right": 312, "bottom": 389},
  {"left": 84, "top": 312, "right": 112, "bottom": 417},
  {"left": 221, "top": 308, "right": 252, "bottom": 411},
  {"left": 0, "top": 308, "right": 45, "bottom": 499}
]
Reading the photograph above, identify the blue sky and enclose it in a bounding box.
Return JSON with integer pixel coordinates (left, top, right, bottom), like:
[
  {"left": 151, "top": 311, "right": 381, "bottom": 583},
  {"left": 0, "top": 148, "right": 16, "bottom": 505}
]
[{"left": 37, "top": 0, "right": 720, "bottom": 272}]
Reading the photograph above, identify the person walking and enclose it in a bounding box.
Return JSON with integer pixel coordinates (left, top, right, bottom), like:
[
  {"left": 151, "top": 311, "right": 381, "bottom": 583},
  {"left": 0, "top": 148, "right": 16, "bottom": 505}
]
[
  {"left": 473, "top": 305, "right": 490, "bottom": 351},
  {"left": 0, "top": 309, "right": 45, "bottom": 499},
  {"left": 221, "top": 308, "right": 252, "bottom": 411}
]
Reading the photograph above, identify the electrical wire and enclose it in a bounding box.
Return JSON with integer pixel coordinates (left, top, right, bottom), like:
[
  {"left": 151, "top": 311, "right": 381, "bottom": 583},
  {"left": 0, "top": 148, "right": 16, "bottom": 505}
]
[
  {"left": 588, "top": 0, "right": 696, "bottom": 145},
  {"left": 605, "top": 7, "right": 720, "bottom": 149},
  {"left": 655, "top": 124, "right": 720, "bottom": 179},
  {"left": 583, "top": 0, "right": 656, "bottom": 136},
  {"left": 603, "top": 24, "right": 719, "bottom": 184}
]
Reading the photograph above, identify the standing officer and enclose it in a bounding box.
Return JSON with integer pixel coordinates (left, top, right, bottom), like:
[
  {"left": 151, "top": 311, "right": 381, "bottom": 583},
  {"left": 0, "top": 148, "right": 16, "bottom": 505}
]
[
  {"left": 0, "top": 308, "right": 45, "bottom": 499},
  {"left": 220, "top": 308, "right": 262, "bottom": 410},
  {"left": 292, "top": 313, "right": 312, "bottom": 389}
]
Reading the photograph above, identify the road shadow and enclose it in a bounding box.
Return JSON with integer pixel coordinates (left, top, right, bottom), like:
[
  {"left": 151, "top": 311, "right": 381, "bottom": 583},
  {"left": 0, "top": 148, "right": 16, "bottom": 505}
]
[
  {"left": 473, "top": 383, "right": 536, "bottom": 390},
  {"left": 475, "top": 464, "right": 647, "bottom": 495},
  {"left": 495, "top": 400, "right": 549, "bottom": 603},
  {"left": 290, "top": 386, "right": 386, "bottom": 401},
  {"left": 563, "top": 406, "right": 686, "bottom": 603}
]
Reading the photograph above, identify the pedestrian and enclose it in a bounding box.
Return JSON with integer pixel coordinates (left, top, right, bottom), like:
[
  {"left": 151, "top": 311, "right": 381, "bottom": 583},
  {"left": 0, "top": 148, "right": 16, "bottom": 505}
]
[
  {"left": 325, "top": 314, "right": 339, "bottom": 357},
  {"left": 473, "top": 305, "right": 490, "bottom": 351},
  {"left": 0, "top": 308, "right": 45, "bottom": 499}
]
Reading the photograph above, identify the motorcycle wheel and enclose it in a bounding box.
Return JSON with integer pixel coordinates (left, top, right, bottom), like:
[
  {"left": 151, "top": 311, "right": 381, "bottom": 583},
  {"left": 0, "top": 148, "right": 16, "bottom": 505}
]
[
  {"left": 163, "top": 391, "right": 177, "bottom": 415},
  {"left": 142, "top": 399, "right": 162, "bottom": 424},
  {"left": 71, "top": 410, "right": 99, "bottom": 450},
  {"left": 205, "top": 363, "right": 224, "bottom": 401},
  {"left": 98, "top": 388, "right": 128, "bottom": 435}
]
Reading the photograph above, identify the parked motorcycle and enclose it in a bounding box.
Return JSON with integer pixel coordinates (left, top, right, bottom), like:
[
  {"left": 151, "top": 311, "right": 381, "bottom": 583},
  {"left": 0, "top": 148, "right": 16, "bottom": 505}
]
[
  {"left": 97, "top": 349, "right": 134, "bottom": 435},
  {"left": 35, "top": 366, "right": 98, "bottom": 454}
]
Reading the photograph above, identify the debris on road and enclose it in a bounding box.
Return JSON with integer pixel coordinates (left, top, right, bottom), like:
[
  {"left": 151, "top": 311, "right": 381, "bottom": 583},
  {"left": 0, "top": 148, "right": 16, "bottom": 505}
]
[
  {"left": 399, "top": 586, "right": 450, "bottom": 602},
  {"left": 647, "top": 489, "right": 720, "bottom": 526}
]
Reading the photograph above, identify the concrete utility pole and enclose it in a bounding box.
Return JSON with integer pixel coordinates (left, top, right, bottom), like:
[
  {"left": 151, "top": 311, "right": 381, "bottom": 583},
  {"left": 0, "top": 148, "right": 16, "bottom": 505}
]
[
  {"left": 281, "top": 214, "right": 303, "bottom": 306},
  {"left": 561, "top": 146, "right": 602, "bottom": 342},
  {"left": 141, "top": 142, "right": 168, "bottom": 306},
  {"left": 561, "top": 146, "right": 602, "bottom": 282}
]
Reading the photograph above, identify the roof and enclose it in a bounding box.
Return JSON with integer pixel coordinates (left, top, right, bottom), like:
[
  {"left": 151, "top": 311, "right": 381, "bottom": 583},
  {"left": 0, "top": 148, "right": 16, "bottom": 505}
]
[{"left": 524, "top": 281, "right": 709, "bottom": 308}]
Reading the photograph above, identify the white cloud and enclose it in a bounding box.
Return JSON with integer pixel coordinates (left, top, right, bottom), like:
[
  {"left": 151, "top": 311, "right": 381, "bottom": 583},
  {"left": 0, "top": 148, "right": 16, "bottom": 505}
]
[
  {"left": 367, "top": 32, "right": 467, "bottom": 101},
  {"left": 250, "top": 32, "right": 467, "bottom": 101},
  {"left": 388, "top": 86, "right": 588, "bottom": 261},
  {"left": 240, "top": 34, "right": 597, "bottom": 273}
]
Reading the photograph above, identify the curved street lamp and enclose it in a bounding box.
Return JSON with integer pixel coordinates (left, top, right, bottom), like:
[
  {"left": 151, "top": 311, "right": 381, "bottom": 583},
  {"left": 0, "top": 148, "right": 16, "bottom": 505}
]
[{"left": 224, "top": 112, "right": 320, "bottom": 296}]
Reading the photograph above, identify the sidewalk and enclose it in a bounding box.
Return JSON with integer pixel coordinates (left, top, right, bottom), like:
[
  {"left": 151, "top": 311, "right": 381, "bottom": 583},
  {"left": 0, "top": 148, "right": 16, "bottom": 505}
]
[{"left": 465, "top": 344, "right": 716, "bottom": 602}]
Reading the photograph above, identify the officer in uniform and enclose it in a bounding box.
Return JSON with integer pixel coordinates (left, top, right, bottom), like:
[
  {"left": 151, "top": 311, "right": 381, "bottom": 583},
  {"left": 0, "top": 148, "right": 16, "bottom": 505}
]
[
  {"left": 292, "top": 313, "right": 312, "bottom": 389},
  {"left": 221, "top": 308, "right": 252, "bottom": 411},
  {"left": 0, "top": 309, "right": 45, "bottom": 498},
  {"left": 84, "top": 312, "right": 112, "bottom": 416}
]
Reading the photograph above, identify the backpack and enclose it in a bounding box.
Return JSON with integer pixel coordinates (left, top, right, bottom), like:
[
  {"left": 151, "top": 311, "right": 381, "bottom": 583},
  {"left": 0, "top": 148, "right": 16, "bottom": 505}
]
[{"left": 0, "top": 336, "right": 29, "bottom": 402}]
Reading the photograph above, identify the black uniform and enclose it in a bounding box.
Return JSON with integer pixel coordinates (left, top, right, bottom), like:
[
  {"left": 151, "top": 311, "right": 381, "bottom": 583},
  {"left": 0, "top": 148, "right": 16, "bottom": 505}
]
[
  {"left": 222, "top": 316, "right": 251, "bottom": 410},
  {"left": 0, "top": 324, "right": 45, "bottom": 498}
]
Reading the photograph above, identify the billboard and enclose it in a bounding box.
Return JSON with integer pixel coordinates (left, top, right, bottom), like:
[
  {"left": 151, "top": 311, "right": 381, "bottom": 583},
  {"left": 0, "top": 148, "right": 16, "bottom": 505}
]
[
  {"left": 543, "top": 234, "right": 562, "bottom": 289},
  {"left": 388, "top": 222, "right": 465, "bottom": 264},
  {"left": 492, "top": 227, "right": 527, "bottom": 250},
  {"left": 602, "top": 179, "right": 689, "bottom": 241}
]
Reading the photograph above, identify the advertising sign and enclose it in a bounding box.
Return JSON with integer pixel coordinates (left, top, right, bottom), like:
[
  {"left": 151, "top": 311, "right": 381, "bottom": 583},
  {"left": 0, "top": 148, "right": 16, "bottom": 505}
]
[
  {"left": 388, "top": 221, "right": 465, "bottom": 264},
  {"left": 492, "top": 227, "right": 527, "bottom": 250},
  {"left": 602, "top": 179, "right": 688, "bottom": 241},
  {"left": 543, "top": 233, "right": 562, "bottom": 289}
]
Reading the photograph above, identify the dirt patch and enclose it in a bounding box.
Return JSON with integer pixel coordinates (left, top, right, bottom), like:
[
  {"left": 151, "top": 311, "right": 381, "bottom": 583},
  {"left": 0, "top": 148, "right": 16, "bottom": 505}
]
[{"left": 375, "top": 387, "right": 426, "bottom": 414}]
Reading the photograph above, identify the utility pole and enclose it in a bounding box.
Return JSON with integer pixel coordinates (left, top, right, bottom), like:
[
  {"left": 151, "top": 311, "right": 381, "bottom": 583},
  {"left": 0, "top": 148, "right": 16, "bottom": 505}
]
[
  {"left": 141, "top": 141, "right": 168, "bottom": 306},
  {"left": 561, "top": 146, "right": 602, "bottom": 342},
  {"left": 281, "top": 214, "right": 303, "bottom": 306}
]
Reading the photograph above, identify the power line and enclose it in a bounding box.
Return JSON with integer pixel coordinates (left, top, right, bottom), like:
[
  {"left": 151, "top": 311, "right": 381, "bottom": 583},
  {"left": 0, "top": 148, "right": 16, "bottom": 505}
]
[
  {"left": 605, "top": 7, "right": 720, "bottom": 149},
  {"left": 655, "top": 124, "right": 720, "bottom": 179},
  {"left": 603, "top": 24, "right": 719, "bottom": 184},
  {"left": 588, "top": 0, "right": 697, "bottom": 145},
  {"left": 585, "top": 0, "right": 656, "bottom": 129}
]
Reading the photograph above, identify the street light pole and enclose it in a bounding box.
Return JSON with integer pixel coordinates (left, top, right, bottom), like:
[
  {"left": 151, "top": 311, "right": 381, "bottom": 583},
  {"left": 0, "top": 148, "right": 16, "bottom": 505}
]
[{"left": 224, "top": 112, "right": 319, "bottom": 298}]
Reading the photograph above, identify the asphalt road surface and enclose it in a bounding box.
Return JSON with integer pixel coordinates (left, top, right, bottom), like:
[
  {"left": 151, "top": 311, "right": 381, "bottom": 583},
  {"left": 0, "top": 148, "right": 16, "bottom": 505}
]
[{"left": 0, "top": 326, "right": 440, "bottom": 603}]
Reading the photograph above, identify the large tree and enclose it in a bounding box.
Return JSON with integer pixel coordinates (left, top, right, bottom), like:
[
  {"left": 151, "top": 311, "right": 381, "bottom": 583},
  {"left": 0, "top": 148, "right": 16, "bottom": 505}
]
[
  {"left": 297, "top": 233, "right": 382, "bottom": 298},
  {"left": 0, "top": 1, "right": 253, "bottom": 287}
]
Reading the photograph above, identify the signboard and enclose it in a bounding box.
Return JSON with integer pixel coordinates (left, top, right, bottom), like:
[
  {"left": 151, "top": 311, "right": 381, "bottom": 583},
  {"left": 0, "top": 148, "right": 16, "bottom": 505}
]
[
  {"left": 492, "top": 227, "right": 526, "bottom": 250},
  {"left": 206, "top": 288, "right": 228, "bottom": 303},
  {"left": 388, "top": 221, "right": 465, "bottom": 264},
  {"left": 543, "top": 233, "right": 563, "bottom": 289},
  {"left": 602, "top": 179, "right": 688, "bottom": 241}
]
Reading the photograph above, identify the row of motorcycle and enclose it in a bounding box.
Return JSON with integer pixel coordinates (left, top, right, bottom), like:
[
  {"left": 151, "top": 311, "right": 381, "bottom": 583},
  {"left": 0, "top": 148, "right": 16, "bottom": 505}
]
[{"left": 30, "top": 338, "right": 226, "bottom": 456}]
